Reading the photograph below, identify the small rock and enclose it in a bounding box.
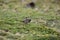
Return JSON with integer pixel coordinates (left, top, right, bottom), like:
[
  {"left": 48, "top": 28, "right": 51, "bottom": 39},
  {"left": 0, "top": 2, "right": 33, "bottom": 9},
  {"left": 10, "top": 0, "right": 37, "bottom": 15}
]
[{"left": 26, "top": 2, "right": 35, "bottom": 8}]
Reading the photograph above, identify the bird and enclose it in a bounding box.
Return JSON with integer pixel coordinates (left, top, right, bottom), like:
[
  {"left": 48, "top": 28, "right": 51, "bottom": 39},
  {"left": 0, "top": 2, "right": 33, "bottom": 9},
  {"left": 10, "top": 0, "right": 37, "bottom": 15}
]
[
  {"left": 26, "top": 2, "right": 35, "bottom": 8},
  {"left": 21, "top": 17, "right": 31, "bottom": 24}
]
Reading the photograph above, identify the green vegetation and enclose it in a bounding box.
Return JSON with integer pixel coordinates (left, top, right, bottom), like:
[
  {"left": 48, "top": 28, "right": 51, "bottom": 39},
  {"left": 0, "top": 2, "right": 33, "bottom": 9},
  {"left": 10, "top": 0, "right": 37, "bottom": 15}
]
[{"left": 0, "top": 0, "right": 60, "bottom": 40}]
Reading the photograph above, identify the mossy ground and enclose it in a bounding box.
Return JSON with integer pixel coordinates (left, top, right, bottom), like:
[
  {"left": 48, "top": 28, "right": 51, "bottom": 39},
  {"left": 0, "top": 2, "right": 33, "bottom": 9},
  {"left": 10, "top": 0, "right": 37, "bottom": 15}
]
[{"left": 0, "top": 0, "right": 60, "bottom": 40}]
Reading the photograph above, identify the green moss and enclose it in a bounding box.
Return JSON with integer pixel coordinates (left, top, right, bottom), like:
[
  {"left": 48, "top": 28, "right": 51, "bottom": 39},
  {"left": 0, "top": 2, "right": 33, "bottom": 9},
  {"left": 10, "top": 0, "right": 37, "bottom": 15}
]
[{"left": 0, "top": 0, "right": 60, "bottom": 40}]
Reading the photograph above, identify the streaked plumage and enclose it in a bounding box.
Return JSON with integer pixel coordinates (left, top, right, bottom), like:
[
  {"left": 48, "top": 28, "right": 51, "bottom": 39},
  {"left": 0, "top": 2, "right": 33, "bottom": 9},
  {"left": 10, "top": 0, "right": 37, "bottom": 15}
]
[{"left": 22, "top": 17, "right": 31, "bottom": 24}]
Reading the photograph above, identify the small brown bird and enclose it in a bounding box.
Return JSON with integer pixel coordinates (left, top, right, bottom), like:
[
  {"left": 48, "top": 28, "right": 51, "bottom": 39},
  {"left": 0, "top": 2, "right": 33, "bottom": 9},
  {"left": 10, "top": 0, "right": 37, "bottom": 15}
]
[{"left": 22, "top": 17, "right": 31, "bottom": 24}]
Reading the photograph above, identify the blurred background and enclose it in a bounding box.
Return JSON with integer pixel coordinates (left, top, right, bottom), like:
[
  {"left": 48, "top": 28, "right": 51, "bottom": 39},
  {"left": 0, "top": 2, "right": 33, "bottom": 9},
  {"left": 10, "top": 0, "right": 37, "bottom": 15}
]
[{"left": 0, "top": 0, "right": 60, "bottom": 40}]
